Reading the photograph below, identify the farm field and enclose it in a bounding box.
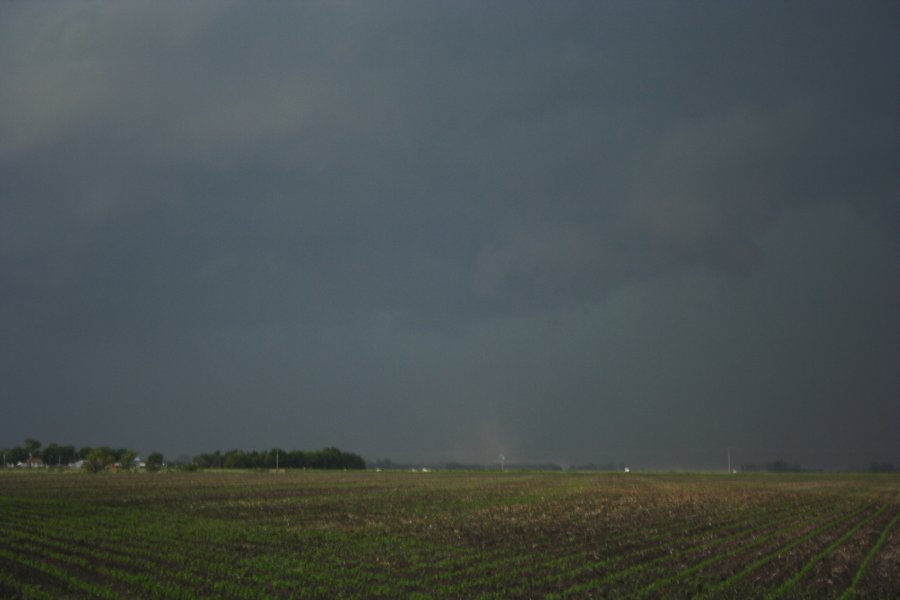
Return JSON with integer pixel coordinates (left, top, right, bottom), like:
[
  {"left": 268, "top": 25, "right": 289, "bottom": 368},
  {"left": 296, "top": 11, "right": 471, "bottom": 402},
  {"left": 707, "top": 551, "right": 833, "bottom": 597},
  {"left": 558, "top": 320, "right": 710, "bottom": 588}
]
[{"left": 1, "top": 470, "right": 898, "bottom": 599}]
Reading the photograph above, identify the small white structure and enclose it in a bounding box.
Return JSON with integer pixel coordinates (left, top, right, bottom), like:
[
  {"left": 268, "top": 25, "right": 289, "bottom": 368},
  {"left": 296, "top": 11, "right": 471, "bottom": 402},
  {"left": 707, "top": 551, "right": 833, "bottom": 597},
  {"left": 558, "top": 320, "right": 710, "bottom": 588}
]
[{"left": 623, "top": 467, "right": 630, "bottom": 473}]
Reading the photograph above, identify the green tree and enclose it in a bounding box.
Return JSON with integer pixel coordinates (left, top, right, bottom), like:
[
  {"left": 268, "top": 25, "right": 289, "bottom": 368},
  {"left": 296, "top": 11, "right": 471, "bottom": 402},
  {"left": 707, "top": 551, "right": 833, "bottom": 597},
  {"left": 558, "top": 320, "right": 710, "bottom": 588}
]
[
  {"left": 59, "top": 445, "right": 76, "bottom": 465},
  {"left": 84, "top": 447, "right": 115, "bottom": 473},
  {"left": 267, "top": 448, "right": 285, "bottom": 469},
  {"left": 41, "top": 443, "right": 63, "bottom": 467},
  {"left": 8, "top": 447, "right": 28, "bottom": 465},
  {"left": 24, "top": 438, "right": 42, "bottom": 457},
  {"left": 285, "top": 450, "right": 306, "bottom": 468},
  {"left": 194, "top": 450, "right": 223, "bottom": 469},
  {"left": 39, "top": 443, "right": 75, "bottom": 467},
  {"left": 146, "top": 452, "right": 164, "bottom": 471},
  {"left": 118, "top": 450, "right": 138, "bottom": 470},
  {"left": 224, "top": 449, "right": 247, "bottom": 469},
  {"left": 341, "top": 451, "right": 366, "bottom": 470}
]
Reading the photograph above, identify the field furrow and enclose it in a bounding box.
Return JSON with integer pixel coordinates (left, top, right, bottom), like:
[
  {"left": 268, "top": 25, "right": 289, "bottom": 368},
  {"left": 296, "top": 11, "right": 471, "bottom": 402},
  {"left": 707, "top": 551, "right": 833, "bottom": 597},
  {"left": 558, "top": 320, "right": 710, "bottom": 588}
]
[
  {"left": 2, "top": 471, "right": 898, "bottom": 598},
  {"left": 772, "top": 497, "right": 898, "bottom": 599},
  {"left": 839, "top": 502, "right": 900, "bottom": 600},
  {"left": 691, "top": 501, "right": 880, "bottom": 599}
]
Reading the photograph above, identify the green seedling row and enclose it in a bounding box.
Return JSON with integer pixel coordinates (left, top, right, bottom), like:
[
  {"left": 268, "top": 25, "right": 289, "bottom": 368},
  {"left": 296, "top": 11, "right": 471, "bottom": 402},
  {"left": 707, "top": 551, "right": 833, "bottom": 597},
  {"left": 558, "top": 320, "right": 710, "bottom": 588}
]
[
  {"left": 767, "top": 498, "right": 895, "bottom": 599},
  {"left": 2, "top": 470, "right": 898, "bottom": 598},
  {"left": 839, "top": 504, "right": 900, "bottom": 600},
  {"left": 692, "top": 501, "right": 879, "bottom": 599}
]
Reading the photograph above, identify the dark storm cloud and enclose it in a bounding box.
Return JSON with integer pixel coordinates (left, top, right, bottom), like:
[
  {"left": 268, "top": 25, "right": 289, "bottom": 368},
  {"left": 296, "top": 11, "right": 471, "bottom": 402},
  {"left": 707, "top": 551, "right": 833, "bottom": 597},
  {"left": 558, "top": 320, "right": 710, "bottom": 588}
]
[{"left": 1, "top": 2, "right": 898, "bottom": 468}]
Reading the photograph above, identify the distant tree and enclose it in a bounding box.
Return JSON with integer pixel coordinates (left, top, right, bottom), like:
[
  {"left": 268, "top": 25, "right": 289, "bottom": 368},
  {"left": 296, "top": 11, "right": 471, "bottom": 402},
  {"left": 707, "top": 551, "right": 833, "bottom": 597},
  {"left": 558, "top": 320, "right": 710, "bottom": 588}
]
[
  {"left": 41, "top": 443, "right": 64, "bottom": 467},
  {"left": 191, "top": 446, "right": 364, "bottom": 470},
  {"left": 768, "top": 460, "right": 787, "bottom": 472},
  {"left": 194, "top": 450, "right": 224, "bottom": 469},
  {"left": 342, "top": 451, "right": 366, "bottom": 470},
  {"left": 78, "top": 447, "right": 93, "bottom": 460},
  {"left": 245, "top": 450, "right": 264, "bottom": 469},
  {"left": 38, "top": 443, "right": 74, "bottom": 467},
  {"left": 118, "top": 450, "right": 138, "bottom": 470},
  {"left": 59, "top": 445, "right": 76, "bottom": 465},
  {"left": 8, "top": 447, "right": 28, "bottom": 465},
  {"left": 307, "top": 447, "right": 365, "bottom": 469},
  {"left": 266, "top": 448, "right": 286, "bottom": 469},
  {"left": 146, "top": 453, "right": 164, "bottom": 471},
  {"left": 766, "top": 459, "right": 803, "bottom": 473},
  {"left": 84, "top": 448, "right": 115, "bottom": 473},
  {"left": 309, "top": 447, "right": 340, "bottom": 469},
  {"left": 224, "top": 449, "right": 248, "bottom": 469},
  {"left": 285, "top": 450, "right": 306, "bottom": 469},
  {"left": 24, "top": 438, "right": 42, "bottom": 457},
  {"left": 868, "top": 462, "right": 897, "bottom": 473}
]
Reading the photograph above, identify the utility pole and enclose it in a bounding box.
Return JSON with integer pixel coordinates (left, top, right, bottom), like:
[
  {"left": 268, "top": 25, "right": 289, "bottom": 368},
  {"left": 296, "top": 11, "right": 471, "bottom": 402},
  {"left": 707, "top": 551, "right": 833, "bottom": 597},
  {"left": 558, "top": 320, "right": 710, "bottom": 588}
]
[{"left": 727, "top": 448, "right": 732, "bottom": 473}]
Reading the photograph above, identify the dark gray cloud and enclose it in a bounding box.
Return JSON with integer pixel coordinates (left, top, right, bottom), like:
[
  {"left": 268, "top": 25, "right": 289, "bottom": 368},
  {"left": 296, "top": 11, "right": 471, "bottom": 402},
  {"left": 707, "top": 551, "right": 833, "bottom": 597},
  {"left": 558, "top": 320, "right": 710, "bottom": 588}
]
[{"left": 2, "top": 2, "right": 898, "bottom": 469}]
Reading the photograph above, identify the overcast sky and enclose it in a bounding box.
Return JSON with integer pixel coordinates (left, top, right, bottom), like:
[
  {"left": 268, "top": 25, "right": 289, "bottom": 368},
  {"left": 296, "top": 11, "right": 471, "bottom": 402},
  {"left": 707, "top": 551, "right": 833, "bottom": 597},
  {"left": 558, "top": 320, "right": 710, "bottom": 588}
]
[{"left": 1, "top": 2, "right": 897, "bottom": 469}]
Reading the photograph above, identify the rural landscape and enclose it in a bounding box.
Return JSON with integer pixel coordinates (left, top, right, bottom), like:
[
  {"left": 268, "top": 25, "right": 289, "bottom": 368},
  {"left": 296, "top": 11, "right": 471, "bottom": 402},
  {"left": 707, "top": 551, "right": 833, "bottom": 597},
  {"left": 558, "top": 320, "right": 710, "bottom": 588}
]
[
  {"left": 1, "top": 468, "right": 898, "bottom": 598},
  {"left": 2, "top": 2, "right": 898, "bottom": 598}
]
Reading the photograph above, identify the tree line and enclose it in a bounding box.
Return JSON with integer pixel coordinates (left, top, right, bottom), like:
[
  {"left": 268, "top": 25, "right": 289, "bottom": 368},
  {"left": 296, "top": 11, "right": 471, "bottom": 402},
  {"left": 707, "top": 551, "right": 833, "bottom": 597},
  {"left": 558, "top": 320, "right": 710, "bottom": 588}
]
[
  {"left": 3, "top": 439, "right": 366, "bottom": 472},
  {"left": 1, "top": 438, "right": 164, "bottom": 472},
  {"left": 192, "top": 447, "right": 365, "bottom": 470}
]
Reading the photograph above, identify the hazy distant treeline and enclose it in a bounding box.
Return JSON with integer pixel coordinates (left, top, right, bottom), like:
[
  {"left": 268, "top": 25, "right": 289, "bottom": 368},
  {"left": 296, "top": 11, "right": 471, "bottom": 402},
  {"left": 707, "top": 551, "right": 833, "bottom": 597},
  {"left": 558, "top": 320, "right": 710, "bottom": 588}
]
[
  {"left": 192, "top": 447, "right": 365, "bottom": 470},
  {"left": 369, "top": 459, "right": 629, "bottom": 472},
  {"left": 740, "top": 460, "right": 899, "bottom": 474},
  {"left": 740, "top": 460, "right": 813, "bottom": 473}
]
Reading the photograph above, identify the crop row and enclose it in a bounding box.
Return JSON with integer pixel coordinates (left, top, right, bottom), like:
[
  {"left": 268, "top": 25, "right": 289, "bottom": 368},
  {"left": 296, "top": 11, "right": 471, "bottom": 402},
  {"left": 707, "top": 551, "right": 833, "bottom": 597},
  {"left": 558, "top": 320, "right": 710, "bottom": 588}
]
[
  {"left": 5, "top": 495, "right": 832, "bottom": 597},
  {"left": 2, "top": 471, "right": 898, "bottom": 598},
  {"left": 840, "top": 505, "right": 900, "bottom": 600},
  {"left": 552, "top": 501, "right": 861, "bottom": 597}
]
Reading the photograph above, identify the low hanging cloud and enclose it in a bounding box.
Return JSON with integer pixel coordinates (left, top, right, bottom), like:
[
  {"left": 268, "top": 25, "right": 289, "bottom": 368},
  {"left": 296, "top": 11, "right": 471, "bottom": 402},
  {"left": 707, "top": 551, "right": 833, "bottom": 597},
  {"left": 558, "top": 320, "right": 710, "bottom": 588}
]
[
  {"left": 471, "top": 94, "right": 898, "bottom": 311},
  {"left": 1, "top": 2, "right": 897, "bottom": 467}
]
